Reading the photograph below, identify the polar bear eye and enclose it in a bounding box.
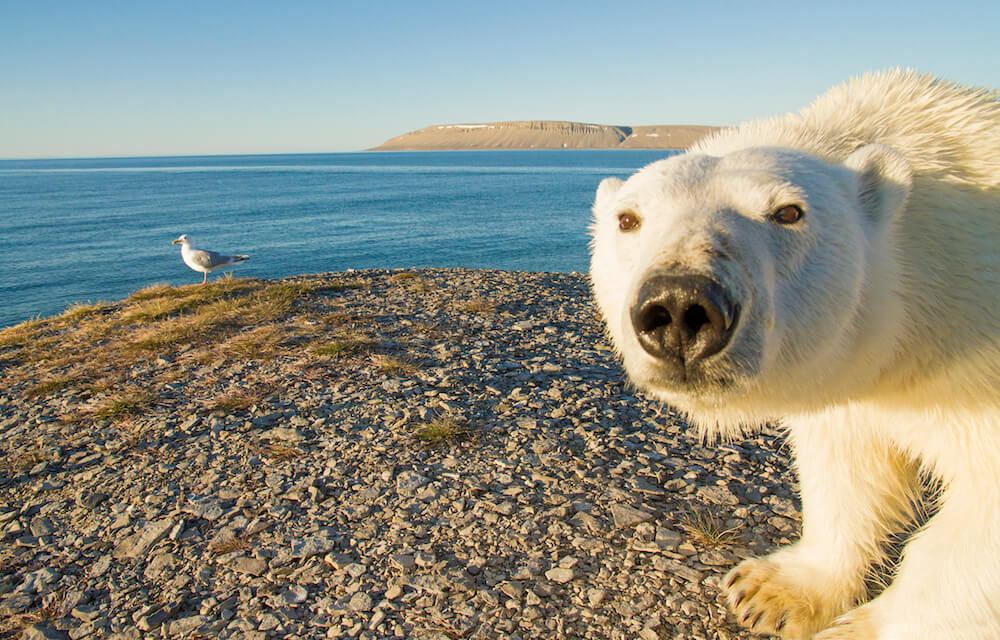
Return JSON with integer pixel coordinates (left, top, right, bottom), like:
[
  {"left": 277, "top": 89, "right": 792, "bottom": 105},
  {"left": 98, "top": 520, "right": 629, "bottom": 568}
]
[
  {"left": 618, "top": 211, "right": 640, "bottom": 232},
  {"left": 770, "top": 204, "right": 804, "bottom": 225}
]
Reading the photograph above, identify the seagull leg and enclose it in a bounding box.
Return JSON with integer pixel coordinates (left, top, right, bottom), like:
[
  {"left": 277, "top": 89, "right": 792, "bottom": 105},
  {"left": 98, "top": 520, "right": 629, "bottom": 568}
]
[{"left": 202, "top": 272, "right": 208, "bottom": 285}]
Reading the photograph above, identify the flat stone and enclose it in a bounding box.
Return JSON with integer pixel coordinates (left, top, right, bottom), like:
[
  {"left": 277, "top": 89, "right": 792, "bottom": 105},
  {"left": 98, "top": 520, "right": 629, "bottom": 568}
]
[
  {"left": 166, "top": 615, "right": 211, "bottom": 635},
  {"left": 75, "top": 491, "right": 108, "bottom": 509},
  {"left": 71, "top": 604, "right": 102, "bottom": 623},
  {"left": 697, "top": 485, "right": 740, "bottom": 506},
  {"left": 544, "top": 567, "right": 575, "bottom": 583},
  {"left": 183, "top": 498, "right": 226, "bottom": 521},
  {"left": 384, "top": 585, "right": 403, "bottom": 600},
  {"left": 282, "top": 585, "right": 308, "bottom": 604},
  {"left": 231, "top": 557, "right": 268, "bottom": 576},
  {"left": 287, "top": 534, "right": 338, "bottom": 559},
  {"left": 652, "top": 557, "right": 704, "bottom": 583},
  {"left": 0, "top": 593, "right": 35, "bottom": 615},
  {"left": 113, "top": 518, "right": 174, "bottom": 559},
  {"left": 587, "top": 588, "right": 607, "bottom": 608},
  {"left": 348, "top": 592, "right": 373, "bottom": 612},
  {"left": 20, "top": 624, "right": 68, "bottom": 640},
  {"left": 136, "top": 606, "right": 173, "bottom": 631},
  {"left": 395, "top": 471, "right": 429, "bottom": 496},
  {"left": 609, "top": 504, "right": 654, "bottom": 528}
]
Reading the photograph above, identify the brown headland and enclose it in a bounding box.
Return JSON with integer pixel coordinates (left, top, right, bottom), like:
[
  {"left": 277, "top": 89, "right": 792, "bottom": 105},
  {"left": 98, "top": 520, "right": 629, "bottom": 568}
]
[{"left": 370, "top": 121, "right": 721, "bottom": 151}]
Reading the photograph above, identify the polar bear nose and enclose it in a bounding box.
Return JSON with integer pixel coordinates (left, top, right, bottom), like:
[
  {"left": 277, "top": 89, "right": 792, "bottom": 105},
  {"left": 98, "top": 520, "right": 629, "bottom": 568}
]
[{"left": 631, "top": 273, "right": 739, "bottom": 366}]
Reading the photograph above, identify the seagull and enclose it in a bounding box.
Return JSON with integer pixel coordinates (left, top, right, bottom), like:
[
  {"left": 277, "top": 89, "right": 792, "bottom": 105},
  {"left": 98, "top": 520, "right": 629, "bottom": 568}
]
[{"left": 172, "top": 234, "right": 249, "bottom": 285}]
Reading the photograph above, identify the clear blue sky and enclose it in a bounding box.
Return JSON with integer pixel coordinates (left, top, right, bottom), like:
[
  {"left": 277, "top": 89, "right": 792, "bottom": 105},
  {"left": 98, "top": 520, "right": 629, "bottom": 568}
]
[{"left": 2, "top": 0, "right": 998, "bottom": 158}]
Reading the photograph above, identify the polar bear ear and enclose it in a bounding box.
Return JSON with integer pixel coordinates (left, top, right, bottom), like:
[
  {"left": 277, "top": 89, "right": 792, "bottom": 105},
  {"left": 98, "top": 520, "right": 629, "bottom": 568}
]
[
  {"left": 594, "top": 177, "right": 624, "bottom": 213},
  {"left": 844, "top": 144, "right": 912, "bottom": 224}
]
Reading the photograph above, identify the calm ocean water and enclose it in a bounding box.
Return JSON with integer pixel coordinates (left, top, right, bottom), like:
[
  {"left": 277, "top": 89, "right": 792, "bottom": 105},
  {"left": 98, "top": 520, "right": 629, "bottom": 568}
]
[{"left": 0, "top": 150, "right": 673, "bottom": 328}]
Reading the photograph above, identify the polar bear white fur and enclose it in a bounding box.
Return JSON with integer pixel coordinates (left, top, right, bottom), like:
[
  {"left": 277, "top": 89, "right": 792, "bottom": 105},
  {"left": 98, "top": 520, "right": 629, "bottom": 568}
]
[{"left": 589, "top": 70, "right": 1000, "bottom": 639}]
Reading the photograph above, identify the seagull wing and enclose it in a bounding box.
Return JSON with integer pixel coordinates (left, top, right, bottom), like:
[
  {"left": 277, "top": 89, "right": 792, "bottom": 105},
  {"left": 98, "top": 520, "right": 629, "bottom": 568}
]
[{"left": 188, "top": 248, "right": 233, "bottom": 270}]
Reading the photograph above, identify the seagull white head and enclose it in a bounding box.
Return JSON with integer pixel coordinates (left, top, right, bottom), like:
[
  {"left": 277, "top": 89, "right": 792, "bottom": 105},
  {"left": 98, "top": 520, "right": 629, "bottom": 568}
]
[{"left": 172, "top": 234, "right": 190, "bottom": 245}]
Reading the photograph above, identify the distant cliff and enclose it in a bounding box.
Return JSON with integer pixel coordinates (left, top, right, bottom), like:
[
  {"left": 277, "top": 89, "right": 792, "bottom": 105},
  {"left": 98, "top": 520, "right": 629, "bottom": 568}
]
[{"left": 370, "top": 121, "right": 721, "bottom": 151}]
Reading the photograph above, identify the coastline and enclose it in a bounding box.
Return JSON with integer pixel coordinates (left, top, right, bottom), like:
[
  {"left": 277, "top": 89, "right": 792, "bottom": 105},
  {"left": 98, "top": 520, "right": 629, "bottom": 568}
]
[
  {"left": 0, "top": 269, "right": 796, "bottom": 639},
  {"left": 370, "top": 122, "right": 721, "bottom": 151}
]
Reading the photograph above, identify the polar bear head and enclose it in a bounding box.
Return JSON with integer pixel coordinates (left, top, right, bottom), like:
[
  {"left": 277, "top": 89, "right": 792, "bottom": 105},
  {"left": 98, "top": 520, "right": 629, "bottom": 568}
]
[{"left": 590, "top": 144, "right": 912, "bottom": 432}]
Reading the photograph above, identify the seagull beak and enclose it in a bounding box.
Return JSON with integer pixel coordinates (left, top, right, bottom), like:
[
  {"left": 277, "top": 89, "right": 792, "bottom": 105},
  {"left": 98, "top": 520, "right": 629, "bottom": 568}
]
[{"left": 172, "top": 239, "right": 182, "bottom": 244}]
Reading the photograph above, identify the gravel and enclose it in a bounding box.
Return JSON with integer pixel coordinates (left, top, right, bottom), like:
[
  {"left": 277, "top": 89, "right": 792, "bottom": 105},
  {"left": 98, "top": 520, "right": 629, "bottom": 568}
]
[{"left": 0, "top": 268, "right": 799, "bottom": 639}]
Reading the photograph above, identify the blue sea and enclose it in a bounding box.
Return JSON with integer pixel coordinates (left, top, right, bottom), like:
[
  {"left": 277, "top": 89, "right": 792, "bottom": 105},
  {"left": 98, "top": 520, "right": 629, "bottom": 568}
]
[{"left": 0, "top": 150, "right": 673, "bottom": 328}]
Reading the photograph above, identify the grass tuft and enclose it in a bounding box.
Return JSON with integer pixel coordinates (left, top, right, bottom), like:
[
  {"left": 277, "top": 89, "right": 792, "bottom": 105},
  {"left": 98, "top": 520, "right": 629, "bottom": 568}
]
[
  {"left": 261, "top": 442, "right": 302, "bottom": 461},
  {"left": 459, "top": 297, "right": 496, "bottom": 314},
  {"left": 205, "top": 383, "right": 277, "bottom": 414},
  {"left": 370, "top": 353, "right": 419, "bottom": 376},
  {"left": 25, "top": 373, "right": 81, "bottom": 399},
  {"left": 678, "top": 509, "right": 741, "bottom": 547},
  {"left": 92, "top": 388, "right": 157, "bottom": 420},
  {"left": 0, "top": 317, "right": 48, "bottom": 350},
  {"left": 221, "top": 325, "right": 286, "bottom": 360},
  {"left": 61, "top": 301, "right": 108, "bottom": 321},
  {"left": 314, "top": 332, "right": 378, "bottom": 357},
  {"left": 412, "top": 415, "right": 470, "bottom": 447}
]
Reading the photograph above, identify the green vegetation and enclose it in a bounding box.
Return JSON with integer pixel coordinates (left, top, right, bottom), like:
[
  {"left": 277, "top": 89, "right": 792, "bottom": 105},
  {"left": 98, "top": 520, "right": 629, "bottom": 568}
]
[
  {"left": 92, "top": 388, "right": 157, "bottom": 420},
  {"left": 314, "top": 331, "right": 378, "bottom": 357},
  {"left": 678, "top": 509, "right": 741, "bottom": 547},
  {"left": 370, "top": 353, "right": 419, "bottom": 376},
  {"left": 412, "top": 415, "right": 471, "bottom": 446}
]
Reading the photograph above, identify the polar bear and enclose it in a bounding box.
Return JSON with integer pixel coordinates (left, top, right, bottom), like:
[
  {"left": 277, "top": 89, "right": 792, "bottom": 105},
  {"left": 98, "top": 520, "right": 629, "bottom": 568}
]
[{"left": 589, "top": 70, "right": 1000, "bottom": 639}]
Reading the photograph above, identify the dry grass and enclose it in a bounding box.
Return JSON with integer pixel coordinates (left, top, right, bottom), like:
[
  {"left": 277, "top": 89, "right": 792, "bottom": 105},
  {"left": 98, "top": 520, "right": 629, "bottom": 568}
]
[
  {"left": 91, "top": 388, "right": 157, "bottom": 420},
  {"left": 0, "top": 316, "right": 47, "bottom": 350},
  {"left": 208, "top": 535, "right": 252, "bottom": 555},
  {"left": 221, "top": 325, "right": 286, "bottom": 359},
  {"left": 412, "top": 415, "right": 470, "bottom": 447},
  {"left": 0, "top": 586, "right": 66, "bottom": 637},
  {"left": 207, "top": 525, "right": 264, "bottom": 555},
  {"left": 391, "top": 271, "right": 433, "bottom": 293},
  {"left": 369, "top": 353, "right": 419, "bottom": 376},
  {"left": 25, "top": 373, "right": 82, "bottom": 399},
  {"left": 260, "top": 442, "right": 302, "bottom": 461},
  {"left": 314, "top": 332, "right": 378, "bottom": 357},
  {"left": 61, "top": 300, "right": 110, "bottom": 321},
  {"left": 4, "top": 445, "right": 60, "bottom": 474},
  {"left": 205, "top": 383, "right": 277, "bottom": 414},
  {"left": 678, "top": 509, "right": 741, "bottom": 547},
  {"left": 1, "top": 275, "right": 372, "bottom": 426},
  {"left": 390, "top": 272, "right": 419, "bottom": 281},
  {"left": 459, "top": 297, "right": 496, "bottom": 314}
]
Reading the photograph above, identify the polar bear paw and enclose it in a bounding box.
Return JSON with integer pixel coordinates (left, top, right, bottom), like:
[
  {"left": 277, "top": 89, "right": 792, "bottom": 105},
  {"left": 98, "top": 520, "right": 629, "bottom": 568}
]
[
  {"left": 813, "top": 607, "right": 878, "bottom": 640},
  {"left": 725, "top": 556, "right": 849, "bottom": 639}
]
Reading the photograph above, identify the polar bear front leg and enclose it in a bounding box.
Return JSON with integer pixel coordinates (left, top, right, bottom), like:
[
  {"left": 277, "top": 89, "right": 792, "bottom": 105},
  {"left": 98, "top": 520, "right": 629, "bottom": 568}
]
[
  {"left": 725, "top": 412, "right": 919, "bottom": 639},
  {"left": 814, "top": 471, "right": 1000, "bottom": 640}
]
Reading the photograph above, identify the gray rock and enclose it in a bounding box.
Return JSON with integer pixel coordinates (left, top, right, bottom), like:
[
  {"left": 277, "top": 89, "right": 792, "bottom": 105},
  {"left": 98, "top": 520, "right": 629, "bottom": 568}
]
[
  {"left": 0, "top": 593, "right": 35, "bottom": 615},
  {"left": 348, "top": 592, "right": 373, "bottom": 612},
  {"left": 113, "top": 518, "right": 174, "bottom": 559},
  {"left": 395, "top": 471, "right": 429, "bottom": 496},
  {"left": 544, "top": 567, "right": 575, "bottom": 583},
  {"left": 609, "top": 504, "right": 654, "bottom": 528},
  {"left": 20, "top": 624, "right": 68, "bottom": 640},
  {"left": 71, "top": 604, "right": 102, "bottom": 622},
  {"left": 287, "top": 533, "right": 338, "bottom": 559},
  {"left": 231, "top": 557, "right": 268, "bottom": 576}
]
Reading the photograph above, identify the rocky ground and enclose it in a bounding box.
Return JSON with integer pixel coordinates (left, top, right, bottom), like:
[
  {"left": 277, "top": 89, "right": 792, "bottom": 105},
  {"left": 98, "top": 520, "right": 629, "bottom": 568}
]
[{"left": 0, "top": 269, "right": 799, "bottom": 639}]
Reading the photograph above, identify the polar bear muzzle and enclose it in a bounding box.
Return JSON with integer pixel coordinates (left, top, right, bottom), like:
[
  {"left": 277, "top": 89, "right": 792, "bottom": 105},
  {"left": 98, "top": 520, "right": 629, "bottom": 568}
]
[{"left": 631, "top": 271, "right": 740, "bottom": 380}]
